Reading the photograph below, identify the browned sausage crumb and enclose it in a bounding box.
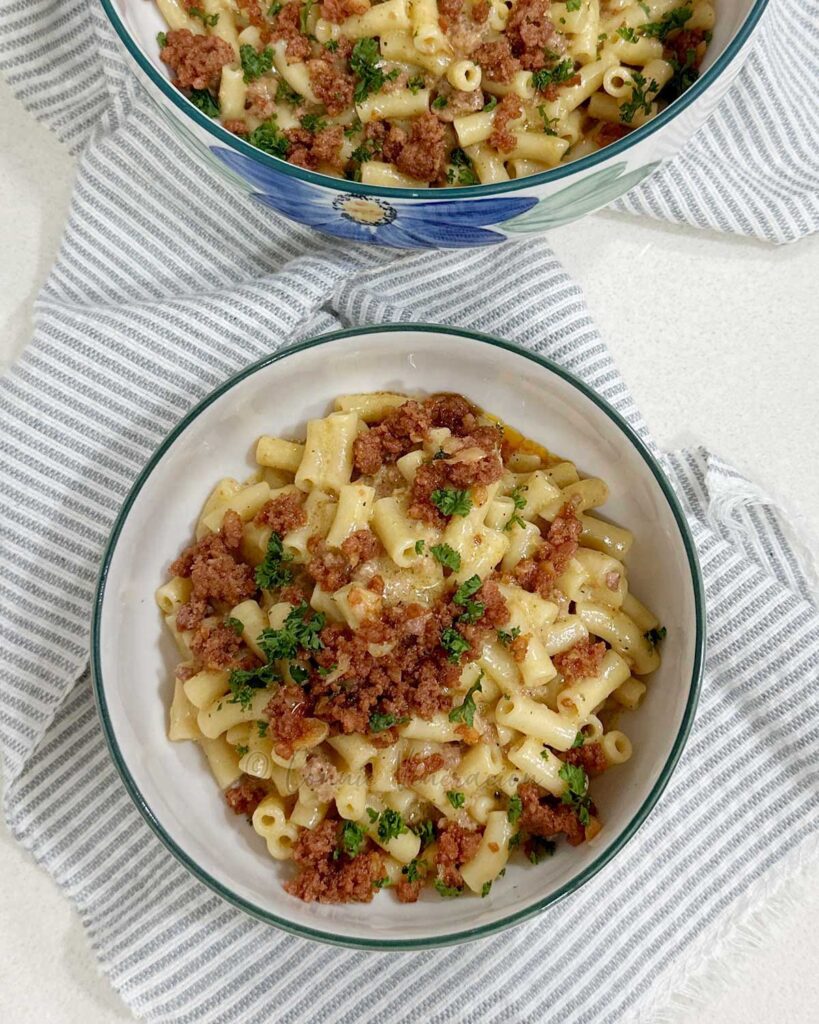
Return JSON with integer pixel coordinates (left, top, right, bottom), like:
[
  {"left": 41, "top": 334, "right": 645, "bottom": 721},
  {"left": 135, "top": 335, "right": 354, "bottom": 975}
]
[
  {"left": 394, "top": 112, "right": 448, "bottom": 183},
  {"left": 320, "top": 0, "right": 369, "bottom": 22},
  {"left": 225, "top": 775, "right": 267, "bottom": 817},
  {"left": 307, "top": 60, "right": 355, "bottom": 117},
  {"left": 558, "top": 741, "right": 608, "bottom": 775},
  {"left": 553, "top": 638, "right": 607, "bottom": 682},
  {"left": 190, "top": 621, "right": 250, "bottom": 670},
  {"left": 473, "top": 40, "right": 520, "bottom": 84},
  {"left": 518, "top": 781, "right": 586, "bottom": 846},
  {"left": 436, "top": 819, "right": 483, "bottom": 888},
  {"left": 255, "top": 491, "right": 307, "bottom": 532},
  {"left": 511, "top": 501, "right": 582, "bottom": 597},
  {"left": 396, "top": 753, "right": 446, "bottom": 786},
  {"left": 506, "top": 0, "right": 565, "bottom": 71},
  {"left": 160, "top": 30, "right": 235, "bottom": 91},
  {"left": 271, "top": 3, "right": 312, "bottom": 63},
  {"left": 264, "top": 683, "right": 313, "bottom": 758},
  {"left": 285, "top": 821, "right": 385, "bottom": 903},
  {"left": 488, "top": 94, "right": 522, "bottom": 153}
]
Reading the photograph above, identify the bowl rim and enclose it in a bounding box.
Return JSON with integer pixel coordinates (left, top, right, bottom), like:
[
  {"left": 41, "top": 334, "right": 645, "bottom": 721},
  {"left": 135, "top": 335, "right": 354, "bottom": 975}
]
[
  {"left": 97, "top": 0, "right": 769, "bottom": 200},
  {"left": 91, "top": 323, "right": 706, "bottom": 950}
]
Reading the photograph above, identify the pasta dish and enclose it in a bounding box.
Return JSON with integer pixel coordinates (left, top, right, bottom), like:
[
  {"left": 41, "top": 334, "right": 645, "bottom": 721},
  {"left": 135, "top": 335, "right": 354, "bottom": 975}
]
[
  {"left": 158, "top": 392, "right": 665, "bottom": 903},
  {"left": 154, "top": 0, "right": 714, "bottom": 187}
]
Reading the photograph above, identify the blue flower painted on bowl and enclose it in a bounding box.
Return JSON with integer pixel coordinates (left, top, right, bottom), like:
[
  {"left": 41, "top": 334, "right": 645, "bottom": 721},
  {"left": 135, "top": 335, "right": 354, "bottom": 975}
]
[{"left": 212, "top": 147, "right": 537, "bottom": 248}]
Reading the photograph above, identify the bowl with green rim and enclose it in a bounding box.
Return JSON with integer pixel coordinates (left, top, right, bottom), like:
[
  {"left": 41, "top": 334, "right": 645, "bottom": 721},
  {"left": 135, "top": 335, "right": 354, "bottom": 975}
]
[{"left": 92, "top": 324, "right": 705, "bottom": 948}]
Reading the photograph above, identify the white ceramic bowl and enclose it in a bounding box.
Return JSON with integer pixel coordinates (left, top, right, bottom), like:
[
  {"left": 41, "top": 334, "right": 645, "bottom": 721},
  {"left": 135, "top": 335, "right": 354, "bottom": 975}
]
[
  {"left": 100, "top": 0, "right": 769, "bottom": 248},
  {"left": 92, "top": 325, "right": 705, "bottom": 948}
]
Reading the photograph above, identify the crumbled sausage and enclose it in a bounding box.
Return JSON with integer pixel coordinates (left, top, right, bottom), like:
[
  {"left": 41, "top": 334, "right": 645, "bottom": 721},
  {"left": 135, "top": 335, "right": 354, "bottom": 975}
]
[
  {"left": 488, "top": 94, "right": 522, "bottom": 153},
  {"left": 285, "top": 821, "right": 385, "bottom": 903},
  {"left": 307, "top": 59, "right": 355, "bottom": 117},
  {"left": 394, "top": 112, "right": 448, "bottom": 183},
  {"left": 511, "top": 501, "right": 581, "bottom": 597},
  {"left": 471, "top": 0, "right": 489, "bottom": 22},
  {"left": 518, "top": 781, "right": 586, "bottom": 846},
  {"left": 559, "top": 741, "right": 607, "bottom": 775},
  {"left": 190, "top": 621, "right": 248, "bottom": 670},
  {"left": 427, "top": 394, "right": 479, "bottom": 436},
  {"left": 220, "top": 509, "right": 244, "bottom": 550},
  {"left": 287, "top": 123, "right": 346, "bottom": 169},
  {"left": 236, "top": 0, "right": 272, "bottom": 39},
  {"left": 553, "top": 638, "right": 606, "bottom": 682},
  {"left": 255, "top": 491, "right": 307, "bottom": 533},
  {"left": 509, "top": 631, "right": 530, "bottom": 663},
  {"left": 506, "top": 0, "right": 565, "bottom": 71},
  {"left": 264, "top": 683, "right": 313, "bottom": 758},
  {"left": 433, "top": 85, "right": 485, "bottom": 122},
  {"left": 160, "top": 29, "right": 235, "bottom": 90},
  {"left": 320, "top": 0, "right": 369, "bottom": 21},
  {"left": 408, "top": 427, "right": 503, "bottom": 525},
  {"left": 352, "top": 400, "right": 431, "bottom": 475},
  {"left": 436, "top": 819, "right": 483, "bottom": 888},
  {"left": 170, "top": 530, "right": 257, "bottom": 620},
  {"left": 473, "top": 40, "right": 520, "bottom": 83},
  {"left": 271, "top": 3, "right": 312, "bottom": 63},
  {"left": 665, "top": 28, "right": 707, "bottom": 69},
  {"left": 397, "top": 753, "right": 446, "bottom": 786},
  {"left": 225, "top": 775, "right": 267, "bottom": 817}
]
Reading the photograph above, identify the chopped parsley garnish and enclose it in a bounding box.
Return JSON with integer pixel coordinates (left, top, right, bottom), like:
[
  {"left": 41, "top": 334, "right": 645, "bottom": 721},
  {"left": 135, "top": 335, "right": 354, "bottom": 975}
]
[
  {"left": 227, "top": 664, "right": 277, "bottom": 711},
  {"left": 440, "top": 626, "right": 471, "bottom": 664},
  {"left": 619, "top": 72, "right": 659, "bottom": 124},
  {"left": 248, "top": 120, "right": 289, "bottom": 159},
  {"left": 235, "top": 744, "right": 249, "bottom": 757},
  {"left": 446, "top": 148, "right": 479, "bottom": 186},
  {"left": 431, "top": 95, "right": 448, "bottom": 110},
  {"left": 434, "top": 879, "right": 462, "bottom": 898},
  {"left": 156, "top": 31, "right": 167, "bottom": 48},
  {"left": 667, "top": 50, "right": 700, "bottom": 98},
  {"left": 335, "top": 820, "right": 367, "bottom": 859},
  {"left": 642, "top": 6, "right": 692, "bottom": 41},
  {"left": 276, "top": 79, "right": 302, "bottom": 105},
  {"left": 453, "top": 574, "right": 484, "bottom": 623},
  {"left": 537, "top": 105, "right": 560, "bottom": 136},
  {"left": 350, "top": 37, "right": 395, "bottom": 103},
  {"left": 507, "top": 795, "right": 523, "bottom": 825},
  {"left": 324, "top": 38, "right": 339, "bottom": 52},
  {"left": 645, "top": 626, "right": 667, "bottom": 646},
  {"left": 225, "top": 616, "right": 244, "bottom": 635},
  {"left": 483, "top": 96, "right": 498, "bottom": 112},
  {"left": 481, "top": 880, "right": 492, "bottom": 897},
  {"left": 413, "top": 819, "right": 436, "bottom": 847},
  {"left": 430, "top": 488, "right": 472, "bottom": 517},
  {"left": 299, "top": 0, "right": 315, "bottom": 34},
  {"left": 257, "top": 721, "right": 269, "bottom": 737},
  {"left": 267, "top": 0, "right": 282, "bottom": 15},
  {"left": 617, "top": 25, "right": 637, "bottom": 42},
  {"left": 408, "top": 74, "right": 426, "bottom": 94},
  {"left": 372, "top": 876, "right": 390, "bottom": 889},
  {"left": 317, "top": 662, "right": 338, "bottom": 676},
  {"left": 188, "top": 88, "right": 220, "bottom": 117},
  {"left": 188, "top": 7, "right": 219, "bottom": 26},
  {"left": 505, "top": 485, "right": 528, "bottom": 530},
  {"left": 289, "top": 663, "right": 309, "bottom": 685},
  {"left": 240, "top": 44, "right": 274, "bottom": 83},
  {"left": 402, "top": 858, "right": 426, "bottom": 883},
  {"left": 300, "top": 113, "right": 327, "bottom": 133},
  {"left": 366, "top": 807, "right": 379, "bottom": 823},
  {"left": 446, "top": 790, "right": 465, "bottom": 809},
  {"left": 430, "top": 542, "right": 461, "bottom": 571},
  {"left": 571, "top": 731, "right": 585, "bottom": 748},
  {"left": 528, "top": 836, "right": 557, "bottom": 863},
  {"left": 448, "top": 674, "right": 483, "bottom": 727},
  {"left": 566, "top": 0, "right": 582, "bottom": 9},
  {"left": 531, "top": 59, "right": 576, "bottom": 93},
  {"left": 509, "top": 830, "right": 522, "bottom": 850},
  {"left": 257, "top": 602, "right": 325, "bottom": 661},
  {"left": 369, "top": 711, "right": 407, "bottom": 733},
  {"left": 377, "top": 808, "right": 408, "bottom": 843},
  {"left": 558, "top": 762, "right": 592, "bottom": 826},
  {"left": 638, "top": 0, "right": 650, "bottom": 13},
  {"left": 414, "top": 539, "right": 425, "bottom": 555},
  {"left": 497, "top": 626, "right": 521, "bottom": 647},
  {"left": 255, "top": 530, "right": 294, "bottom": 589},
  {"left": 344, "top": 115, "right": 363, "bottom": 139}
]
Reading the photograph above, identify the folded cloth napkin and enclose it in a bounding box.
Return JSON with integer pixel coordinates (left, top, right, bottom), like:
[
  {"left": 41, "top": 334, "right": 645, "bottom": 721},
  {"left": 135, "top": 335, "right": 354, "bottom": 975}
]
[{"left": 0, "top": 2, "right": 818, "bottom": 1023}]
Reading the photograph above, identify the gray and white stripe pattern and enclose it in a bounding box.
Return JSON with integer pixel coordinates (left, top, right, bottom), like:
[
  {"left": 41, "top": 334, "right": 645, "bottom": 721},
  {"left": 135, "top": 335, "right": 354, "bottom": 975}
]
[{"left": 0, "top": 1, "right": 817, "bottom": 1022}]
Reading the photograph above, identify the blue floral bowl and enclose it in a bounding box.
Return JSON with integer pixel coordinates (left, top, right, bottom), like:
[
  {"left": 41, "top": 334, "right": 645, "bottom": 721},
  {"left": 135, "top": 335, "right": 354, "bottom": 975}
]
[{"left": 100, "top": 0, "right": 768, "bottom": 249}]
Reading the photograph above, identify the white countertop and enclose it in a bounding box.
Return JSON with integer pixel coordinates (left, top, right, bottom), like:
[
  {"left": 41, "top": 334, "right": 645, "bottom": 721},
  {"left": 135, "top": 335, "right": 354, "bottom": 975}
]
[{"left": 1, "top": 74, "right": 817, "bottom": 1023}]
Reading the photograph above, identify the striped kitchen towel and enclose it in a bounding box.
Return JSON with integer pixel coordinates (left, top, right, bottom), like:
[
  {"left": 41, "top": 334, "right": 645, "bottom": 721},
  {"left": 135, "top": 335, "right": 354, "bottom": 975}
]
[{"left": 0, "top": 1, "right": 817, "bottom": 1023}]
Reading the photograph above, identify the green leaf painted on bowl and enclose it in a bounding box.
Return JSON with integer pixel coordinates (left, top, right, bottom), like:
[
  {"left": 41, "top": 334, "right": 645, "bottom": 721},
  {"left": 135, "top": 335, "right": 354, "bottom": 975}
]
[{"left": 501, "top": 162, "right": 660, "bottom": 233}]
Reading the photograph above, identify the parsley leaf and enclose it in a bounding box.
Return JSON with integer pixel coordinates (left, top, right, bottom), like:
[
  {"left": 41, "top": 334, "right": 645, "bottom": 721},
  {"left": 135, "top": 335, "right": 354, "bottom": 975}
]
[
  {"left": 257, "top": 602, "right": 325, "bottom": 661},
  {"left": 497, "top": 626, "right": 521, "bottom": 647},
  {"left": 558, "top": 762, "right": 592, "bottom": 826},
  {"left": 430, "top": 488, "right": 472, "bottom": 517},
  {"left": 275, "top": 79, "right": 302, "bottom": 105},
  {"left": 448, "top": 674, "right": 483, "bottom": 727},
  {"left": 255, "top": 530, "right": 294, "bottom": 589},
  {"left": 188, "top": 7, "right": 219, "bottom": 26},
  {"left": 300, "top": 112, "right": 327, "bottom": 133},
  {"left": 289, "top": 663, "right": 309, "bottom": 685},
  {"left": 240, "top": 44, "right": 274, "bottom": 83},
  {"left": 366, "top": 807, "right": 379, "bottom": 823},
  {"left": 645, "top": 626, "right": 667, "bottom": 646},
  {"left": 531, "top": 59, "right": 577, "bottom": 93},
  {"left": 642, "top": 6, "right": 692, "bottom": 41},
  {"left": 225, "top": 616, "right": 245, "bottom": 635},
  {"left": 566, "top": 0, "right": 582, "bottom": 9},
  {"left": 440, "top": 626, "right": 471, "bottom": 664},
  {"left": 453, "top": 574, "right": 484, "bottom": 623},
  {"left": 446, "top": 790, "right": 465, "bottom": 809},
  {"left": 235, "top": 744, "right": 249, "bottom": 757},
  {"left": 483, "top": 96, "right": 498, "bottom": 112},
  {"left": 377, "top": 808, "right": 408, "bottom": 843},
  {"left": 617, "top": 25, "right": 638, "bottom": 42},
  {"left": 335, "top": 820, "right": 367, "bottom": 859},
  {"left": 350, "top": 37, "right": 391, "bottom": 103},
  {"left": 408, "top": 74, "right": 426, "bottom": 94},
  {"left": 430, "top": 542, "right": 461, "bottom": 571},
  {"left": 445, "top": 148, "right": 479, "bottom": 186},
  {"left": 157, "top": 31, "right": 167, "bottom": 48},
  {"left": 571, "top": 731, "right": 585, "bottom": 749},
  {"left": 267, "top": 1, "right": 282, "bottom": 15},
  {"left": 413, "top": 820, "right": 436, "bottom": 847},
  {"left": 402, "top": 858, "right": 426, "bottom": 883},
  {"left": 249, "top": 119, "right": 289, "bottom": 159},
  {"left": 434, "top": 879, "right": 462, "bottom": 898},
  {"left": 504, "top": 484, "right": 528, "bottom": 530},
  {"left": 188, "top": 88, "right": 220, "bottom": 117},
  {"left": 299, "top": 0, "right": 315, "bottom": 34},
  {"left": 507, "top": 795, "right": 523, "bottom": 825},
  {"left": 619, "top": 71, "right": 659, "bottom": 124},
  {"left": 369, "top": 711, "right": 407, "bottom": 733},
  {"left": 414, "top": 539, "right": 425, "bottom": 555},
  {"left": 481, "top": 880, "right": 492, "bottom": 897},
  {"left": 528, "top": 836, "right": 557, "bottom": 863},
  {"left": 431, "top": 95, "right": 448, "bottom": 110},
  {"left": 257, "top": 721, "right": 269, "bottom": 737},
  {"left": 227, "top": 664, "right": 277, "bottom": 711},
  {"left": 372, "top": 876, "right": 390, "bottom": 889}
]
